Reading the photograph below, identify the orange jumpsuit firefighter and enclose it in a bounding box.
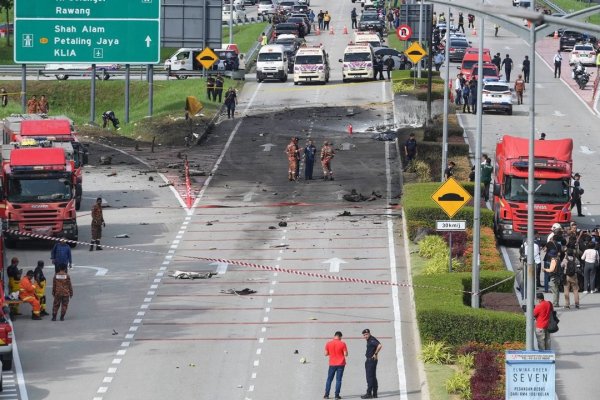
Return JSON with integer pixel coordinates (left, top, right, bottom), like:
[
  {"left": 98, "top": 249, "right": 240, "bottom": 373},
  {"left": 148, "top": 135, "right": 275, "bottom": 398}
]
[
  {"left": 285, "top": 137, "right": 301, "bottom": 181},
  {"left": 20, "top": 270, "right": 42, "bottom": 320},
  {"left": 320, "top": 141, "right": 335, "bottom": 180}
]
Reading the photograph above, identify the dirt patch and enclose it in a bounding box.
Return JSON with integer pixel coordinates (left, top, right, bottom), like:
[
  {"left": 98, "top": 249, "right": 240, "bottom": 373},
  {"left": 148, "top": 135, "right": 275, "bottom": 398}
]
[{"left": 481, "top": 292, "right": 523, "bottom": 314}]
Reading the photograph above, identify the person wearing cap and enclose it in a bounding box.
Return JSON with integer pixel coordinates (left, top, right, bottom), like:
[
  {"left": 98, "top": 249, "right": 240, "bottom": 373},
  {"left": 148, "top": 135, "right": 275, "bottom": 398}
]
[
  {"left": 91, "top": 197, "right": 106, "bottom": 251},
  {"left": 543, "top": 246, "right": 562, "bottom": 307},
  {"left": 321, "top": 141, "right": 335, "bottom": 181},
  {"left": 52, "top": 264, "right": 74, "bottom": 321},
  {"left": 7, "top": 257, "right": 22, "bottom": 316},
  {"left": 19, "top": 270, "right": 42, "bottom": 320},
  {"left": 51, "top": 236, "right": 73, "bottom": 272},
  {"left": 533, "top": 292, "right": 553, "bottom": 350},
  {"left": 580, "top": 241, "right": 598, "bottom": 294},
  {"left": 570, "top": 173, "right": 584, "bottom": 217},
  {"left": 33, "top": 261, "right": 49, "bottom": 316},
  {"left": 324, "top": 331, "right": 348, "bottom": 399},
  {"left": 361, "top": 329, "right": 382, "bottom": 399},
  {"left": 285, "top": 137, "right": 301, "bottom": 181}
]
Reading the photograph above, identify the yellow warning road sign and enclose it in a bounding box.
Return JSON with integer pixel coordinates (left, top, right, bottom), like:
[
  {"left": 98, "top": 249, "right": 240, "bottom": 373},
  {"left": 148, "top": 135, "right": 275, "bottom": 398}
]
[
  {"left": 196, "top": 47, "right": 219, "bottom": 69},
  {"left": 405, "top": 41, "right": 428, "bottom": 65},
  {"left": 431, "top": 177, "right": 472, "bottom": 218}
]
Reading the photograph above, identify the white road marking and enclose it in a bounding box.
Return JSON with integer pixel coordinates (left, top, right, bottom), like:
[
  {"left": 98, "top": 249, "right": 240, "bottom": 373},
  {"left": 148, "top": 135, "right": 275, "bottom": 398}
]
[
  {"left": 256, "top": 349, "right": 262, "bottom": 355},
  {"left": 580, "top": 146, "right": 595, "bottom": 155},
  {"left": 260, "top": 143, "right": 275, "bottom": 151},
  {"left": 252, "top": 373, "right": 257, "bottom": 379},
  {"left": 8, "top": 319, "right": 29, "bottom": 400},
  {"left": 552, "top": 110, "right": 566, "bottom": 117},
  {"left": 259, "top": 338, "right": 264, "bottom": 343},
  {"left": 322, "top": 257, "right": 347, "bottom": 273},
  {"left": 243, "top": 191, "right": 255, "bottom": 202},
  {"left": 103, "top": 377, "right": 113, "bottom": 383},
  {"left": 97, "top": 387, "right": 108, "bottom": 393},
  {"left": 211, "top": 261, "right": 229, "bottom": 274},
  {"left": 111, "top": 359, "right": 122, "bottom": 364},
  {"left": 253, "top": 360, "right": 260, "bottom": 367},
  {"left": 384, "top": 81, "right": 408, "bottom": 400},
  {"left": 121, "top": 342, "right": 130, "bottom": 347},
  {"left": 125, "top": 334, "right": 135, "bottom": 339},
  {"left": 117, "top": 350, "right": 127, "bottom": 356},
  {"left": 108, "top": 368, "right": 117, "bottom": 373}
]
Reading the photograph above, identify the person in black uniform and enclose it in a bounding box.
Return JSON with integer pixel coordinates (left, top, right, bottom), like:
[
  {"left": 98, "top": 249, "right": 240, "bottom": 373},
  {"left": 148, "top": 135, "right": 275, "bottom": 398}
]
[
  {"left": 570, "top": 173, "right": 584, "bottom": 217},
  {"left": 374, "top": 55, "right": 384, "bottom": 80},
  {"left": 206, "top": 76, "right": 216, "bottom": 101},
  {"left": 444, "top": 161, "right": 456, "bottom": 181},
  {"left": 360, "top": 328, "right": 382, "bottom": 399},
  {"left": 214, "top": 73, "right": 224, "bottom": 102}
]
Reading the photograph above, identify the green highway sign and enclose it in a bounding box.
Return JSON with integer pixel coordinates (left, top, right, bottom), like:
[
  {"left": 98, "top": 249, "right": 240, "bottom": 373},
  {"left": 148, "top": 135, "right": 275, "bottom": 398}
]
[{"left": 14, "top": 0, "right": 161, "bottom": 64}]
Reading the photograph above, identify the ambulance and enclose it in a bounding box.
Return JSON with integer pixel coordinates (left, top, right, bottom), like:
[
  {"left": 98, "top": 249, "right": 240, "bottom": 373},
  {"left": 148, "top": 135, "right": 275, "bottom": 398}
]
[
  {"left": 340, "top": 43, "right": 375, "bottom": 82},
  {"left": 354, "top": 31, "right": 383, "bottom": 48},
  {"left": 293, "top": 45, "right": 330, "bottom": 85}
]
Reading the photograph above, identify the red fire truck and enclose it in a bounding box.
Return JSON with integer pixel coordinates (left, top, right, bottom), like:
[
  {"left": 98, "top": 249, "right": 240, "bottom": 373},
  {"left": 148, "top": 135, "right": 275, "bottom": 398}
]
[
  {"left": 0, "top": 146, "right": 79, "bottom": 248},
  {"left": 2, "top": 115, "right": 88, "bottom": 210},
  {"left": 492, "top": 135, "right": 573, "bottom": 243}
]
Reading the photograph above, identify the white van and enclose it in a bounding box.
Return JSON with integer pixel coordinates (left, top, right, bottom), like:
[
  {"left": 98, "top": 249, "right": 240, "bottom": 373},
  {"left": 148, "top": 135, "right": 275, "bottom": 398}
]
[
  {"left": 354, "top": 31, "right": 383, "bottom": 48},
  {"left": 258, "top": 0, "right": 278, "bottom": 15},
  {"left": 340, "top": 44, "right": 374, "bottom": 82},
  {"left": 164, "top": 48, "right": 203, "bottom": 72},
  {"left": 293, "top": 46, "right": 330, "bottom": 85},
  {"left": 256, "top": 44, "right": 289, "bottom": 82}
]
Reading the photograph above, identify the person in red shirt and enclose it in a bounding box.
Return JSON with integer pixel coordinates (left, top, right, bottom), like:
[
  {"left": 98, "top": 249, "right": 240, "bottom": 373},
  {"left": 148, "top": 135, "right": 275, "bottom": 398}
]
[
  {"left": 324, "top": 331, "right": 348, "bottom": 399},
  {"left": 533, "top": 292, "right": 553, "bottom": 350}
]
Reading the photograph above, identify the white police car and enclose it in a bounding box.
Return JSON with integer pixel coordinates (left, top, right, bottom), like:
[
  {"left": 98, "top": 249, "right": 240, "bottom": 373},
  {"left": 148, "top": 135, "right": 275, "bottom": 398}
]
[{"left": 481, "top": 78, "right": 513, "bottom": 115}]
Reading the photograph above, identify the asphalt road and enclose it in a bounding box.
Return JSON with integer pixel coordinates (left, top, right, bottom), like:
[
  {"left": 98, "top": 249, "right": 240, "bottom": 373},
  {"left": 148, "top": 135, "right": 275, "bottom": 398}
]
[
  {"left": 5, "top": 1, "right": 426, "bottom": 399},
  {"left": 455, "top": 4, "right": 600, "bottom": 400}
]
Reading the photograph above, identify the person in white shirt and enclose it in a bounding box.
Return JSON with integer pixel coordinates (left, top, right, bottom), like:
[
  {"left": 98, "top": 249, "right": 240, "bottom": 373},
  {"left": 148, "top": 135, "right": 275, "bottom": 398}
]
[
  {"left": 553, "top": 52, "right": 562, "bottom": 78},
  {"left": 522, "top": 239, "right": 542, "bottom": 287},
  {"left": 454, "top": 73, "right": 463, "bottom": 105},
  {"left": 580, "top": 242, "right": 598, "bottom": 293}
]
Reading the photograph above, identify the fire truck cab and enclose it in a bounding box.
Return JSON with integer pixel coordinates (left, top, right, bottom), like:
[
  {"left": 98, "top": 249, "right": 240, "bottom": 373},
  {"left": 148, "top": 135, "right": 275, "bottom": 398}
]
[{"left": 492, "top": 135, "right": 573, "bottom": 243}]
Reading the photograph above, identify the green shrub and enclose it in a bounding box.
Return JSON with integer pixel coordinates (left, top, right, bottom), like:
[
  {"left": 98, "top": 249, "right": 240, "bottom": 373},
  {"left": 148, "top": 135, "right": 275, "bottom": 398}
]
[
  {"left": 409, "top": 70, "right": 441, "bottom": 78},
  {"left": 423, "top": 253, "right": 462, "bottom": 275},
  {"left": 456, "top": 353, "right": 475, "bottom": 371},
  {"left": 420, "top": 341, "right": 454, "bottom": 364},
  {"left": 418, "top": 235, "right": 448, "bottom": 258},
  {"left": 445, "top": 371, "right": 472, "bottom": 400},
  {"left": 414, "top": 272, "right": 525, "bottom": 345},
  {"left": 413, "top": 160, "right": 432, "bottom": 182},
  {"left": 423, "top": 124, "right": 465, "bottom": 142}
]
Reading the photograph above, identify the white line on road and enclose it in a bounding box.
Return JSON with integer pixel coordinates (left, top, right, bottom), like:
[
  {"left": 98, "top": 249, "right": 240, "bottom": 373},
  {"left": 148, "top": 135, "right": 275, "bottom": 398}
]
[
  {"left": 7, "top": 320, "right": 28, "bottom": 400},
  {"left": 383, "top": 80, "right": 408, "bottom": 400}
]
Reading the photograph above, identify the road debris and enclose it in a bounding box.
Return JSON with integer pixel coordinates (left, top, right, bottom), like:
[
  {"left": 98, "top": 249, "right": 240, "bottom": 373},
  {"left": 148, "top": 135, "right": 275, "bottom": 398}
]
[
  {"left": 278, "top": 221, "right": 288, "bottom": 227},
  {"left": 106, "top": 172, "right": 117, "bottom": 177},
  {"left": 343, "top": 189, "right": 382, "bottom": 202},
  {"left": 100, "top": 156, "right": 112, "bottom": 165},
  {"left": 114, "top": 234, "right": 130, "bottom": 238},
  {"left": 220, "top": 288, "right": 257, "bottom": 295},
  {"left": 371, "top": 131, "right": 397, "bottom": 141},
  {"left": 170, "top": 270, "right": 217, "bottom": 279},
  {"left": 338, "top": 211, "right": 352, "bottom": 216}
]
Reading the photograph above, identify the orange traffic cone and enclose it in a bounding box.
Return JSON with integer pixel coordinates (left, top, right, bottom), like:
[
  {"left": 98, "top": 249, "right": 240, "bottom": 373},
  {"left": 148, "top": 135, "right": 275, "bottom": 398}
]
[
  {"left": 343, "top": 26, "right": 348, "bottom": 34},
  {"left": 316, "top": 26, "right": 320, "bottom": 35},
  {"left": 553, "top": 30, "right": 559, "bottom": 39},
  {"left": 472, "top": 27, "right": 477, "bottom": 36},
  {"left": 329, "top": 26, "right": 334, "bottom": 35}
]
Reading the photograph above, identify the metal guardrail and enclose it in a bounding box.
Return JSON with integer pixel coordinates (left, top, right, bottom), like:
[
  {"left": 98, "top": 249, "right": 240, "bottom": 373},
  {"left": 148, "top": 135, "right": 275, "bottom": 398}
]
[{"left": 539, "top": 0, "right": 567, "bottom": 15}]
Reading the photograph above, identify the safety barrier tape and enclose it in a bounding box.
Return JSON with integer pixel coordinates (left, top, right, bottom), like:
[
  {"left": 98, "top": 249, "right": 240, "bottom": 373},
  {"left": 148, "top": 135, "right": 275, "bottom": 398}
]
[{"left": 4, "top": 229, "right": 514, "bottom": 296}]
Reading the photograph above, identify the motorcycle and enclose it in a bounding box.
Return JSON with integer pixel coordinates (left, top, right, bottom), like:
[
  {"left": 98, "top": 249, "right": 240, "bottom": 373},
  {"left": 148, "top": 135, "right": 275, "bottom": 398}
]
[{"left": 572, "top": 63, "right": 592, "bottom": 90}]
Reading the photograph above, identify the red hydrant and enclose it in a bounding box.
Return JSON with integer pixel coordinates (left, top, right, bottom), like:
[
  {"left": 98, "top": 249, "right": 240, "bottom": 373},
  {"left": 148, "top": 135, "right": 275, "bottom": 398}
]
[{"left": 347, "top": 124, "right": 353, "bottom": 136}]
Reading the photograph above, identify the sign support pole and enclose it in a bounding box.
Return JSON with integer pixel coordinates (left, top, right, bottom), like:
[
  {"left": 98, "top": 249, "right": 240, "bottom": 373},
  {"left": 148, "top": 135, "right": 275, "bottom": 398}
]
[
  {"left": 449, "top": 230, "right": 453, "bottom": 272},
  {"left": 441, "top": 4, "right": 451, "bottom": 182},
  {"left": 148, "top": 64, "right": 154, "bottom": 117},
  {"left": 418, "top": 0, "right": 423, "bottom": 78},
  {"left": 90, "top": 64, "right": 96, "bottom": 124},
  {"left": 20, "top": 64, "right": 26, "bottom": 114},
  {"left": 125, "top": 64, "right": 131, "bottom": 124}
]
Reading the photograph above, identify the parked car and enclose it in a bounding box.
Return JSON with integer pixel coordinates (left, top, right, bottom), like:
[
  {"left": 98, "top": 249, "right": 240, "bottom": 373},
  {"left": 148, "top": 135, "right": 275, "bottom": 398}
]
[
  {"left": 222, "top": 4, "right": 247, "bottom": 22},
  {"left": 258, "top": 0, "right": 278, "bottom": 15},
  {"left": 482, "top": 79, "right": 513, "bottom": 115},
  {"left": 273, "top": 23, "right": 301, "bottom": 38},
  {"left": 469, "top": 62, "right": 501, "bottom": 81},
  {"left": 447, "top": 37, "right": 471, "bottom": 62},
  {"left": 569, "top": 44, "right": 597, "bottom": 65},
  {"left": 287, "top": 17, "right": 308, "bottom": 37},
  {"left": 373, "top": 47, "right": 413, "bottom": 70},
  {"left": 559, "top": 30, "right": 597, "bottom": 52},
  {"left": 44, "top": 63, "right": 121, "bottom": 80},
  {"left": 279, "top": 0, "right": 297, "bottom": 12},
  {"left": 289, "top": 13, "right": 311, "bottom": 33},
  {"left": 358, "top": 12, "right": 384, "bottom": 34}
]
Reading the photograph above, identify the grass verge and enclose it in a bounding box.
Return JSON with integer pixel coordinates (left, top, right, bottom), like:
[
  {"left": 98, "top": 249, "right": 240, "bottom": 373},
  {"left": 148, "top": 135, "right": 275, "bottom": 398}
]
[
  {"left": 425, "top": 364, "right": 455, "bottom": 400},
  {"left": 540, "top": 0, "right": 600, "bottom": 25}
]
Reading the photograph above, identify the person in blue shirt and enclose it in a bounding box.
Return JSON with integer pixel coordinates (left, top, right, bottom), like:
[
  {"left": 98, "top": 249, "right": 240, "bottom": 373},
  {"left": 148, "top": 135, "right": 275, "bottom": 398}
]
[
  {"left": 304, "top": 139, "right": 317, "bottom": 180},
  {"left": 51, "top": 237, "right": 72, "bottom": 273}
]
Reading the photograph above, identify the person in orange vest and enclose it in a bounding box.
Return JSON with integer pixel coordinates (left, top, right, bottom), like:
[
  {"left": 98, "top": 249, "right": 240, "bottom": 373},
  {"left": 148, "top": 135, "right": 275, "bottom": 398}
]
[
  {"left": 26, "top": 95, "right": 38, "bottom": 114},
  {"left": 20, "top": 270, "right": 42, "bottom": 320}
]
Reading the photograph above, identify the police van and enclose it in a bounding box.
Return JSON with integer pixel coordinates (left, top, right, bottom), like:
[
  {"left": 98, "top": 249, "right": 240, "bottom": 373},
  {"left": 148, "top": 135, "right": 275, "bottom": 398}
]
[
  {"left": 293, "top": 45, "right": 330, "bottom": 85},
  {"left": 256, "top": 44, "right": 289, "bottom": 82},
  {"left": 340, "top": 43, "right": 375, "bottom": 82}
]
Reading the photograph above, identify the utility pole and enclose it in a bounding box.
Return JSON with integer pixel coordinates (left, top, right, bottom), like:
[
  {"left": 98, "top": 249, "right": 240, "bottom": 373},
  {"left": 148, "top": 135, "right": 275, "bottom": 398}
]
[
  {"left": 525, "top": 8, "right": 537, "bottom": 352},
  {"left": 471, "top": 6, "right": 484, "bottom": 309},
  {"left": 441, "top": 5, "right": 451, "bottom": 182}
]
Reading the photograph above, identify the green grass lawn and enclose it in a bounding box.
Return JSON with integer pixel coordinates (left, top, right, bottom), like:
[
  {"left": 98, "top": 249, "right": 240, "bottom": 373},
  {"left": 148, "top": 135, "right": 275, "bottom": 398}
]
[
  {"left": 0, "top": 79, "right": 241, "bottom": 138},
  {"left": 542, "top": 0, "right": 600, "bottom": 24}
]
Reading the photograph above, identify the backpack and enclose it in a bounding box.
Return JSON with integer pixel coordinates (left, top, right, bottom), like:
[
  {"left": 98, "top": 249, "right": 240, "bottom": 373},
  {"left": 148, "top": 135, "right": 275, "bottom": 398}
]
[{"left": 565, "top": 256, "right": 577, "bottom": 277}]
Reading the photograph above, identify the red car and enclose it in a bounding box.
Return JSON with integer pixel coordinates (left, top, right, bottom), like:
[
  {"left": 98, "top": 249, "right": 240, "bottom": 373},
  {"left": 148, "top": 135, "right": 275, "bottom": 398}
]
[{"left": 469, "top": 63, "right": 500, "bottom": 80}]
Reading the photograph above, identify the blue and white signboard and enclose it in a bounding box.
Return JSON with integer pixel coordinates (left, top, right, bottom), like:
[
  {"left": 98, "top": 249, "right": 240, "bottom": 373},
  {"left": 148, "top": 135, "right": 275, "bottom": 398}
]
[{"left": 505, "top": 351, "right": 555, "bottom": 400}]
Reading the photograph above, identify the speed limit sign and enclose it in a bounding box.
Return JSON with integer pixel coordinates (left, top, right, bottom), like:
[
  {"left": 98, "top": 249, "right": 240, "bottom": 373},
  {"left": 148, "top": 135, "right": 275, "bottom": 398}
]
[{"left": 396, "top": 25, "right": 412, "bottom": 41}]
